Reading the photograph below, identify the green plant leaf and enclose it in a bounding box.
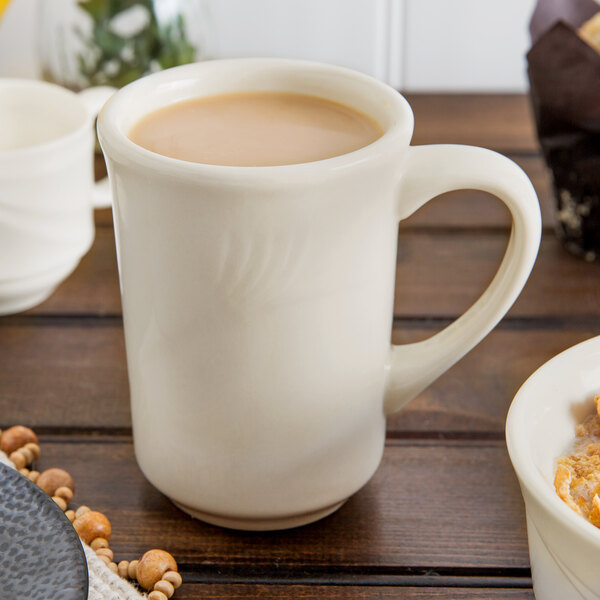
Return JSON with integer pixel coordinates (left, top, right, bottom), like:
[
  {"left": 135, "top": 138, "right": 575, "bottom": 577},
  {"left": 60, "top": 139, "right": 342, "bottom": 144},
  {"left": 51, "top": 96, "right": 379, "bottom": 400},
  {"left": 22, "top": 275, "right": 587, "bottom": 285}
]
[
  {"left": 76, "top": 1, "right": 198, "bottom": 88},
  {"left": 92, "top": 26, "right": 127, "bottom": 55},
  {"left": 77, "top": 0, "right": 110, "bottom": 21}
]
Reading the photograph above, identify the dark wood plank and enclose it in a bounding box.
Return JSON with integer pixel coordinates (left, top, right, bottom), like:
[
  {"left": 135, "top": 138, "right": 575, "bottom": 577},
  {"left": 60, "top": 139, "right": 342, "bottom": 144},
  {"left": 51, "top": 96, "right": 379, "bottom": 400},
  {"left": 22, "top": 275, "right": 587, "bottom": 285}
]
[
  {"left": 407, "top": 94, "right": 538, "bottom": 153},
  {"left": 22, "top": 228, "right": 600, "bottom": 319},
  {"left": 177, "top": 585, "right": 533, "bottom": 599},
  {"left": 35, "top": 439, "right": 528, "bottom": 569},
  {"left": 0, "top": 321, "right": 128, "bottom": 429},
  {"left": 95, "top": 206, "right": 113, "bottom": 228},
  {"left": 394, "top": 232, "right": 600, "bottom": 319},
  {"left": 0, "top": 321, "right": 592, "bottom": 433},
  {"left": 388, "top": 324, "right": 595, "bottom": 433}
]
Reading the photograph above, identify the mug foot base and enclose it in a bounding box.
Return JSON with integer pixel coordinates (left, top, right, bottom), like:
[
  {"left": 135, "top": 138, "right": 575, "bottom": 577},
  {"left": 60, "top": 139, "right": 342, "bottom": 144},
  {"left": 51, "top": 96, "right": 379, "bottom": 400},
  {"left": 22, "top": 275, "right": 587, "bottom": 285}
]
[{"left": 172, "top": 499, "right": 347, "bottom": 531}]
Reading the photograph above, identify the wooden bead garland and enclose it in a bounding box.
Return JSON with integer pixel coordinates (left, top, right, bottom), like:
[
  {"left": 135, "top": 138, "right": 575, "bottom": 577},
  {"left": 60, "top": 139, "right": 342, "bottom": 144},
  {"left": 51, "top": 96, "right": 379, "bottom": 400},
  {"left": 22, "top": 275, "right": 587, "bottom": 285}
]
[
  {"left": 53, "top": 495, "right": 68, "bottom": 511},
  {"left": 136, "top": 549, "right": 178, "bottom": 590},
  {"left": 163, "top": 572, "right": 183, "bottom": 589},
  {"left": 118, "top": 560, "right": 130, "bottom": 578},
  {"left": 0, "top": 426, "right": 41, "bottom": 470},
  {"left": 0, "top": 425, "right": 38, "bottom": 454},
  {"left": 90, "top": 536, "right": 109, "bottom": 550},
  {"left": 154, "top": 579, "right": 175, "bottom": 598},
  {"left": 96, "top": 547, "right": 114, "bottom": 561},
  {"left": 3, "top": 425, "right": 183, "bottom": 596},
  {"left": 127, "top": 560, "right": 139, "bottom": 580},
  {"left": 75, "top": 505, "right": 91, "bottom": 519},
  {"left": 56, "top": 486, "right": 74, "bottom": 502},
  {"left": 37, "top": 467, "right": 75, "bottom": 496},
  {"left": 73, "top": 510, "right": 112, "bottom": 545}
]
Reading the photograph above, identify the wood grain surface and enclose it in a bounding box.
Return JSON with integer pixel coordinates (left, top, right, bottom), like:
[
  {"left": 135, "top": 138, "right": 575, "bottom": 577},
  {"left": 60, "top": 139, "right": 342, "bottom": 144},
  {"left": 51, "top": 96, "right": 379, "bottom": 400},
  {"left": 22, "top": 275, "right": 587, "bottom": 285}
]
[
  {"left": 35, "top": 439, "right": 528, "bottom": 570},
  {"left": 2, "top": 94, "right": 585, "bottom": 599},
  {"left": 407, "top": 95, "right": 538, "bottom": 153},
  {"left": 176, "top": 586, "right": 535, "bottom": 599},
  {"left": 21, "top": 227, "right": 600, "bottom": 319},
  {"left": 0, "top": 321, "right": 593, "bottom": 433}
]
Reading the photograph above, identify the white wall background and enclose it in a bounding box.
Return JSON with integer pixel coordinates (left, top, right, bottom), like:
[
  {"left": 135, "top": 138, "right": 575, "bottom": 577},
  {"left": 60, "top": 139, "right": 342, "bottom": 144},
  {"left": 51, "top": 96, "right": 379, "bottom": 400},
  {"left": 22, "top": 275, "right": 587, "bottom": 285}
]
[{"left": 0, "top": 0, "right": 537, "bottom": 91}]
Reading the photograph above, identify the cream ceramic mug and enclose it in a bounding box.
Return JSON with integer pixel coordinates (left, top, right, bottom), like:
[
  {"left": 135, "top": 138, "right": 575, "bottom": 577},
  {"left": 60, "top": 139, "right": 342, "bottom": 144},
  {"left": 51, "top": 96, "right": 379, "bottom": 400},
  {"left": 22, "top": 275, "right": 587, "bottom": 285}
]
[
  {"left": 98, "top": 59, "right": 541, "bottom": 530},
  {"left": 0, "top": 79, "right": 113, "bottom": 315}
]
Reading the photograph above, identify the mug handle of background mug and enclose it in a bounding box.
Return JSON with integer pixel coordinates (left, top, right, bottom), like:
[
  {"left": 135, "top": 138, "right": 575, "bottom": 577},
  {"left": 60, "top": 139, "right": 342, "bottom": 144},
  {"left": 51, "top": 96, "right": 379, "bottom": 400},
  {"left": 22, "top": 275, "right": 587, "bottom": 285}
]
[
  {"left": 384, "top": 144, "right": 541, "bottom": 415},
  {"left": 78, "top": 86, "right": 116, "bottom": 210}
]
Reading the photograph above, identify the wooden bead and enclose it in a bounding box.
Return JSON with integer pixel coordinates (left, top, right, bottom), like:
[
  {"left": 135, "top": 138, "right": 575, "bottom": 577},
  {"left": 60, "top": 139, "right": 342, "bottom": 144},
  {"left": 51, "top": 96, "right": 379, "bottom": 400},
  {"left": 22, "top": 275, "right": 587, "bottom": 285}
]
[
  {"left": 154, "top": 580, "right": 175, "bottom": 598},
  {"left": 10, "top": 451, "right": 26, "bottom": 469},
  {"left": 37, "top": 468, "right": 74, "bottom": 496},
  {"left": 148, "top": 592, "right": 168, "bottom": 600},
  {"left": 0, "top": 426, "right": 38, "bottom": 455},
  {"left": 163, "top": 571, "right": 182, "bottom": 589},
  {"left": 136, "top": 549, "right": 178, "bottom": 590},
  {"left": 90, "top": 537, "right": 109, "bottom": 550},
  {"left": 24, "top": 442, "right": 40, "bottom": 460},
  {"left": 98, "top": 554, "right": 112, "bottom": 566},
  {"left": 108, "top": 562, "right": 118, "bottom": 574},
  {"left": 52, "top": 496, "right": 67, "bottom": 511},
  {"left": 28, "top": 470, "right": 39, "bottom": 483},
  {"left": 75, "top": 505, "right": 90, "bottom": 519},
  {"left": 96, "top": 547, "right": 114, "bottom": 560},
  {"left": 55, "top": 486, "right": 73, "bottom": 503},
  {"left": 127, "top": 560, "right": 139, "bottom": 580},
  {"left": 19, "top": 446, "right": 35, "bottom": 465},
  {"left": 118, "top": 560, "right": 130, "bottom": 578},
  {"left": 65, "top": 510, "right": 76, "bottom": 523},
  {"left": 73, "top": 510, "right": 111, "bottom": 544}
]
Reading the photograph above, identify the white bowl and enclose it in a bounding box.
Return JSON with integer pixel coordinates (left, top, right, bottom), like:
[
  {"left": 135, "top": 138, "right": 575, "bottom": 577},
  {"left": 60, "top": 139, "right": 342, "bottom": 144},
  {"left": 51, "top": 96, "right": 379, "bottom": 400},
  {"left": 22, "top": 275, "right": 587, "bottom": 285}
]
[{"left": 507, "top": 335, "right": 600, "bottom": 600}]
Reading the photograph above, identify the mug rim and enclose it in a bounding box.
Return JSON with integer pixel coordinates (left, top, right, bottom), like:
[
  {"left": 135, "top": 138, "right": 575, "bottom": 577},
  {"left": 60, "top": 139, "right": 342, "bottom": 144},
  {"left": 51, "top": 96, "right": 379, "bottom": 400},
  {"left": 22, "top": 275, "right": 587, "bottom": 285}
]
[
  {"left": 0, "top": 79, "right": 91, "bottom": 161},
  {"left": 506, "top": 334, "right": 600, "bottom": 549},
  {"left": 97, "top": 58, "right": 415, "bottom": 181}
]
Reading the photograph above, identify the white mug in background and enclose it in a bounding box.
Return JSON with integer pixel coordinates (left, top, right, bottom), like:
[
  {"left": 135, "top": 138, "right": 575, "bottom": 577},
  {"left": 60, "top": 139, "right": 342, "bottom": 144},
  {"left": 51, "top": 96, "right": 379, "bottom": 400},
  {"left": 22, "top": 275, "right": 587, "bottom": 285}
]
[
  {"left": 0, "top": 79, "right": 113, "bottom": 315},
  {"left": 98, "top": 59, "right": 541, "bottom": 531}
]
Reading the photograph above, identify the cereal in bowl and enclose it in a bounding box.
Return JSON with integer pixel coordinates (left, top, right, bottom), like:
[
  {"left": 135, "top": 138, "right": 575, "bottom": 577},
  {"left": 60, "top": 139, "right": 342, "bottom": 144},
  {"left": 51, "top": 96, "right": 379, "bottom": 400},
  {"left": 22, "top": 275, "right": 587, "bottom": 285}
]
[{"left": 555, "top": 395, "right": 600, "bottom": 525}]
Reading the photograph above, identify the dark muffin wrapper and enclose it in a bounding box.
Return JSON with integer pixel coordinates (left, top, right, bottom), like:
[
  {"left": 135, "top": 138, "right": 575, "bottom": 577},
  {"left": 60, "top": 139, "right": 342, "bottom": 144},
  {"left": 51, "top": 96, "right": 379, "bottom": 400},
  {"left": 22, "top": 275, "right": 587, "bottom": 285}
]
[{"left": 528, "top": 0, "right": 600, "bottom": 259}]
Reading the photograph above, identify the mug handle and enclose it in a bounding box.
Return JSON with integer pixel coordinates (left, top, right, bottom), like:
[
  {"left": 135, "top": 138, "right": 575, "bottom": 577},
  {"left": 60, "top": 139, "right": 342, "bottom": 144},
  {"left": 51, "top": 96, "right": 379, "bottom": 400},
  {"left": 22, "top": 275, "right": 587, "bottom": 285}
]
[
  {"left": 77, "top": 86, "right": 116, "bottom": 209},
  {"left": 384, "top": 144, "right": 541, "bottom": 415}
]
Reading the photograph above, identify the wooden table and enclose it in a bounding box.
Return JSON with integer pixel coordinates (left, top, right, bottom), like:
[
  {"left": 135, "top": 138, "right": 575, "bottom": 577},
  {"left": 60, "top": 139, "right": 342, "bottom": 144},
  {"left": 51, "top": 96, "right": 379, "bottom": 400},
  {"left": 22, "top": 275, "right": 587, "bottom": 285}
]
[{"left": 2, "top": 94, "right": 597, "bottom": 599}]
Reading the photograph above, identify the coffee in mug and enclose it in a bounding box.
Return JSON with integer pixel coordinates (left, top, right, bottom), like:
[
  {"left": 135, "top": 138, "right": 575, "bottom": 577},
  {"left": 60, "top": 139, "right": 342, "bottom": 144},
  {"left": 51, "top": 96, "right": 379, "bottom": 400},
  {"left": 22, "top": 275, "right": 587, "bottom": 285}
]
[{"left": 128, "top": 91, "right": 382, "bottom": 166}]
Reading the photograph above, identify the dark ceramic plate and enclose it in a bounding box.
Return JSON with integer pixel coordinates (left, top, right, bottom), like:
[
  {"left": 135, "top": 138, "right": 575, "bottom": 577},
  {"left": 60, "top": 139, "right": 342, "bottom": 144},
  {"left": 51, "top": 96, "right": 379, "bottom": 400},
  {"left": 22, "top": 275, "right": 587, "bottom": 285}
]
[{"left": 0, "top": 462, "right": 88, "bottom": 600}]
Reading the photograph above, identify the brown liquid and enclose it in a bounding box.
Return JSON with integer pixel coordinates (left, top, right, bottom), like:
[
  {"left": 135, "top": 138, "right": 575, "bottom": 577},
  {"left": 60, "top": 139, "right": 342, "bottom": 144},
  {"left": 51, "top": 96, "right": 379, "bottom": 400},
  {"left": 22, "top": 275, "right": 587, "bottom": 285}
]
[{"left": 128, "top": 91, "right": 382, "bottom": 166}]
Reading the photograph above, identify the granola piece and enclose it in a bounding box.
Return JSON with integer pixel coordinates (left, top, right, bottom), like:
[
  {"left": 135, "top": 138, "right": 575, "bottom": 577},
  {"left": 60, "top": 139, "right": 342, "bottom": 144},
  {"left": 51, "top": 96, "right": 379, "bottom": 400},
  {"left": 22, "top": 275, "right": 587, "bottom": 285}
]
[
  {"left": 589, "top": 494, "right": 600, "bottom": 526},
  {"left": 575, "top": 412, "right": 600, "bottom": 444},
  {"left": 554, "top": 393, "right": 600, "bottom": 526},
  {"left": 583, "top": 442, "right": 600, "bottom": 456},
  {"left": 555, "top": 463, "right": 582, "bottom": 514}
]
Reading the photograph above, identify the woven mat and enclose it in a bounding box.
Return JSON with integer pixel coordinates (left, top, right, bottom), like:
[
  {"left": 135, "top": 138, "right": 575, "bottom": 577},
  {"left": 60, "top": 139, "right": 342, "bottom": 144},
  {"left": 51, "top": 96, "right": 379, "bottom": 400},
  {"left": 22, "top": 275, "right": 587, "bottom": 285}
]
[{"left": 1, "top": 450, "right": 146, "bottom": 600}]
